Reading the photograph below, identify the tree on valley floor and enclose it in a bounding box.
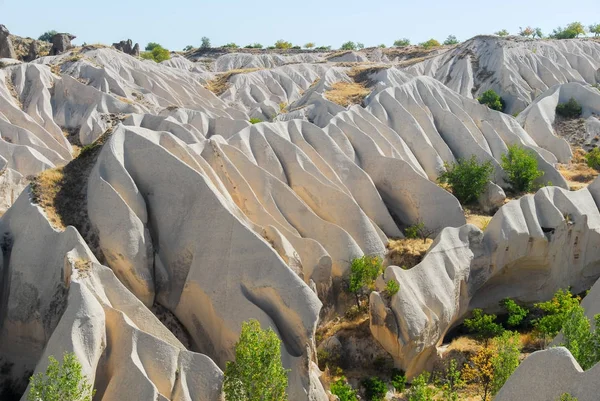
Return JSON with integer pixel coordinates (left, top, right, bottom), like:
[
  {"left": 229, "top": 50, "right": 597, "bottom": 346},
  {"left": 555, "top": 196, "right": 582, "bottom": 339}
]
[
  {"left": 501, "top": 298, "right": 529, "bottom": 328},
  {"left": 560, "top": 305, "right": 600, "bottom": 370},
  {"left": 28, "top": 352, "right": 95, "bottom": 401},
  {"left": 347, "top": 255, "right": 383, "bottom": 307},
  {"left": 330, "top": 377, "right": 358, "bottom": 401},
  {"left": 223, "top": 319, "right": 288, "bottom": 401},
  {"left": 464, "top": 309, "right": 504, "bottom": 346},
  {"left": 495, "top": 29, "right": 509, "bottom": 37},
  {"left": 490, "top": 331, "right": 521, "bottom": 395},
  {"left": 463, "top": 347, "right": 495, "bottom": 401},
  {"left": 444, "top": 35, "right": 459, "bottom": 45},
  {"left": 438, "top": 155, "right": 494, "bottom": 205},
  {"left": 405, "top": 372, "right": 438, "bottom": 401},
  {"left": 477, "top": 89, "right": 505, "bottom": 111},
  {"left": 501, "top": 144, "right": 544, "bottom": 193},
  {"left": 533, "top": 289, "right": 581, "bottom": 347}
]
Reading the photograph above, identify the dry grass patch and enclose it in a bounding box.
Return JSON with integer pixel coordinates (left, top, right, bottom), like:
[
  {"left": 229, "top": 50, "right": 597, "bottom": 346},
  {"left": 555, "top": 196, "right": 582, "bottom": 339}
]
[
  {"left": 557, "top": 147, "right": 599, "bottom": 190},
  {"left": 464, "top": 206, "right": 493, "bottom": 231},
  {"left": 324, "top": 81, "right": 371, "bottom": 107},
  {"left": 386, "top": 238, "right": 433, "bottom": 269},
  {"left": 316, "top": 310, "right": 370, "bottom": 346},
  {"left": 348, "top": 64, "right": 391, "bottom": 86},
  {"left": 30, "top": 167, "right": 65, "bottom": 229},
  {"left": 73, "top": 257, "right": 92, "bottom": 278},
  {"left": 204, "top": 68, "right": 263, "bottom": 96}
]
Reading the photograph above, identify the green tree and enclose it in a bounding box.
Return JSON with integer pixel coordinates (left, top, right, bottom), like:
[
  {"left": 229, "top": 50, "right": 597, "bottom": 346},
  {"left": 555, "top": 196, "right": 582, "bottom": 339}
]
[
  {"left": 223, "top": 43, "right": 239, "bottom": 49},
  {"left": 393, "top": 38, "right": 411, "bottom": 47},
  {"left": 477, "top": 89, "right": 505, "bottom": 111},
  {"left": 438, "top": 359, "right": 464, "bottom": 401},
  {"left": 362, "top": 377, "right": 387, "bottom": 401},
  {"left": 501, "top": 298, "right": 529, "bottom": 327},
  {"left": 38, "top": 30, "right": 58, "bottom": 43},
  {"left": 590, "top": 24, "right": 600, "bottom": 37},
  {"left": 585, "top": 148, "right": 600, "bottom": 171},
  {"left": 391, "top": 369, "right": 406, "bottom": 393},
  {"left": 223, "top": 319, "right": 288, "bottom": 401},
  {"left": 201, "top": 36, "right": 211, "bottom": 49},
  {"left": 357, "top": 42, "right": 365, "bottom": 50},
  {"left": 464, "top": 309, "right": 504, "bottom": 346},
  {"left": 551, "top": 22, "right": 587, "bottom": 39},
  {"left": 463, "top": 347, "right": 495, "bottom": 401},
  {"left": 330, "top": 377, "right": 358, "bottom": 401},
  {"left": 141, "top": 45, "right": 171, "bottom": 62},
  {"left": 28, "top": 352, "right": 95, "bottom": 401},
  {"left": 533, "top": 27, "right": 544, "bottom": 38},
  {"left": 501, "top": 144, "right": 544, "bottom": 193},
  {"left": 495, "top": 29, "right": 509, "bottom": 37},
  {"left": 556, "top": 97, "right": 582, "bottom": 119},
  {"left": 438, "top": 156, "right": 494, "bottom": 205},
  {"left": 304, "top": 42, "right": 315, "bottom": 49},
  {"left": 491, "top": 331, "right": 521, "bottom": 395},
  {"left": 347, "top": 255, "right": 383, "bottom": 306},
  {"left": 419, "top": 39, "right": 441, "bottom": 49},
  {"left": 566, "top": 22, "right": 587, "bottom": 37},
  {"left": 340, "top": 41, "right": 357, "bottom": 50},
  {"left": 444, "top": 35, "right": 459, "bottom": 45},
  {"left": 406, "top": 372, "right": 438, "bottom": 401},
  {"left": 183, "top": 45, "right": 194, "bottom": 52},
  {"left": 560, "top": 306, "right": 600, "bottom": 370},
  {"left": 533, "top": 289, "right": 581, "bottom": 346},
  {"left": 145, "top": 42, "right": 161, "bottom": 51}
]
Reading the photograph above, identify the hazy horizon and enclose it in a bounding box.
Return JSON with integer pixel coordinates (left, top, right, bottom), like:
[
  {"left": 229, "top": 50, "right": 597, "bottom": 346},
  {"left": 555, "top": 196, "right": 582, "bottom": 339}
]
[{"left": 1, "top": 0, "right": 599, "bottom": 50}]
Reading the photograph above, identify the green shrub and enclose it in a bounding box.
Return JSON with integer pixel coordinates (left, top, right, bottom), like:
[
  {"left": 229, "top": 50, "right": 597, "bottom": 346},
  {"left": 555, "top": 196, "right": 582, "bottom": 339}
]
[
  {"left": 550, "top": 22, "right": 586, "bottom": 39},
  {"left": 438, "top": 156, "right": 494, "bottom": 205},
  {"left": 304, "top": 42, "right": 315, "bottom": 49},
  {"left": 222, "top": 43, "right": 239, "bottom": 49},
  {"left": 556, "top": 97, "right": 582, "bottom": 119},
  {"left": 330, "top": 377, "right": 358, "bottom": 401},
  {"left": 390, "top": 369, "right": 406, "bottom": 393},
  {"left": 362, "top": 377, "right": 387, "bottom": 401},
  {"left": 28, "top": 352, "right": 95, "bottom": 401},
  {"left": 201, "top": 37, "right": 211, "bottom": 49},
  {"left": 561, "top": 306, "right": 600, "bottom": 370},
  {"left": 245, "top": 43, "right": 263, "bottom": 49},
  {"left": 404, "top": 222, "right": 423, "bottom": 239},
  {"left": 378, "top": 44, "right": 386, "bottom": 48},
  {"left": 438, "top": 359, "right": 463, "bottom": 401},
  {"left": 347, "top": 255, "right": 383, "bottom": 306},
  {"left": 419, "top": 39, "right": 441, "bottom": 49},
  {"left": 559, "top": 394, "right": 578, "bottom": 401},
  {"left": 393, "top": 38, "right": 411, "bottom": 47},
  {"left": 406, "top": 372, "right": 437, "bottom": 401},
  {"left": 533, "top": 289, "right": 580, "bottom": 345},
  {"left": 495, "top": 29, "right": 510, "bottom": 37},
  {"left": 340, "top": 41, "right": 357, "bottom": 51},
  {"left": 183, "top": 45, "right": 194, "bottom": 52},
  {"left": 590, "top": 24, "right": 600, "bottom": 37},
  {"left": 491, "top": 331, "right": 521, "bottom": 395},
  {"left": 223, "top": 319, "right": 288, "bottom": 401},
  {"left": 477, "top": 89, "right": 505, "bottom": 111},
  {"left": 38, "top": 30, "right": 58, "bottom": 43},
  {"left": 501, "top": 144, "right": 544, "bottom": 193},
  {"left": 501, "top": 299, "right": 529, "bottom": 327},
  {"left": 145, "top": 42, "right": 161, "bottom": 51},
  {"left": 444, "top": 35, "right": 459, "bottom": 45},
  {"left": 464, "top": 309, "right": 504, "bottom": 345},
  {"left": 140, "top": 45, "right": 171, "bottom": 63},
  {"left": 385, "top": 279, "right": 400, "bottom": 296},
  {"left": 316, "top": 45, "right": 332, "bottom": 51},
  {"left": 249, "top": 118, "right": 263, "bottom": 124},
  {"left": 275, "top": 40, "right": 293, "bottom": 49},
  {"left": 585, "top": 148, "right": 600, "bottom": 171}
]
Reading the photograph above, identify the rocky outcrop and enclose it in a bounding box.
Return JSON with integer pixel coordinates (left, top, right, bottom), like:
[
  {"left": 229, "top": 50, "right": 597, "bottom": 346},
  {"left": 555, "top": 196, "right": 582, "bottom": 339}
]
[
  {"left": 0, "top": 24, "right": 16, "bottom": 59},
  {"left": 112, "top": 39, "right": 140, "bottom": 57},
  {"left": 370, "top": 180, "right": 600, "bottom": 377},
  {"left": 49, "top": 33, "right": 75, "bottom": 55}
]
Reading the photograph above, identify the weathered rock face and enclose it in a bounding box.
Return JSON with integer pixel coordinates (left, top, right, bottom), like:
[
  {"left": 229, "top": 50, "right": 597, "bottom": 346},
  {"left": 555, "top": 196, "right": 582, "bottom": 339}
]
[
  {"left": 0, "top": 24, "right": 17, "bottom": 59},
  {"left": 370, "top": 180, "right": 600, "bottom": 377},
  {"left": 25, "top": 41, "right": 40, "bottom": 62},
  {"left": 49, "top": 33, "right": 75, "bottom": 55},
  {"left": 112, "top": 39, "right": 140, "bottom": 57}
]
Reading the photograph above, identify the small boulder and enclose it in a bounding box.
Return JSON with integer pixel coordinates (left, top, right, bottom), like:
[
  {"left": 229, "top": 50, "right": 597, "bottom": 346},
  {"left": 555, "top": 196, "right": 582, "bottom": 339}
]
[
  {"left": 0, "top": 24, "right": 17, "bottom": 59},
  {"left": 478, "top": 181, "right": 506, "bottom": 214},
  {"left": 50, "top": 33, "right": 76, "bottom": 55},
  {"left": 112, "top": 39, "right": 140, "bottom": 57}
]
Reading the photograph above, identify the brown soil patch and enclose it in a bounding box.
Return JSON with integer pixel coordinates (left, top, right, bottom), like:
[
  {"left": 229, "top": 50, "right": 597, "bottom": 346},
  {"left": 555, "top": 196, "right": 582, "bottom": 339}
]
[
  {"left": 324, "top": 81, "right": 371, "bottom": 107},
  {"left": 557, "top": 147, "right": 599, "bottom": 190},
  {"left": 386, "top": 238, "right": 433, "bottom": 269},
  {"left": 348, "top": 64, "right": 392, "bottom": 86}
]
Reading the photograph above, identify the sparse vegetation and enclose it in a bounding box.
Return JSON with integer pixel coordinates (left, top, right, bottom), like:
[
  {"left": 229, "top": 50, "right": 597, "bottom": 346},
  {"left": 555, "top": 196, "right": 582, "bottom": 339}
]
[
  {"left": 274, "top": 40, "right": 293, "bottom": 49},
  {"left": 362, "top": 377, "right": 387, "bottom": 401},
  {"left": 386, "top": 237, "right": 432, "bottom": 269},
  {"left": 501, "top": 299, "right": 529, "bottom": 328},
  {"left": 385, "top": 279, "right": 400, "bottom": 296},
  {"left": 222, "top": 42, "right": 239, "bottom": 49},
  {"left": 550, "top": 22, "right": 587, "bottom": 39},
  {"left": 519, "top": 26, "right": 535, "bottom": 37},
  {"left": 145, "top": 42, "right": 161, "bottom": 51},
  {"left": 406, "top": 372, "right": 437, "bottom": 401},
  {"left": 501, "top": 144, "right": 544, "bottom": 193},
  {"left": 244, "top": 43, "right": 263, "bottom": 49},
  {"left": 477, "top": 89, "right": 505, "bottom": 111},
  {"left": 462, "top": 347, "right": 495, "bottom": 401},
  {"left": 200, "top": 37, "right": 211, "bottom": 49},
  {"left": 249, "top": 118, "right": 262, "bottom": 124},
  {"left": 464, "top": 309, "right": 505, "bottom": 345},
  {"left": 444, "top": 35, "right": 459, "bottom": 45},
  {"left": 438, "top": 156, "right": 494, "bottom": 205},
  {"left": 140, "top": 44, "right": 170, "bottom": 62},
  {"left": 204, "top": 68, "right": 262, "bottom": 96},
  {"left": 324, "top": 81, "right": 370, "bottom": 107},
  {"left": 585, "top": 148, "right": 600, "bottom": 171},
  {"left": 419, "top": 39, "right": 441, "bottom": 49},
  {"left": 490, "top": 331, "right": 521, "bottom": 394},
  {"left": 347, "top": 255, "right": 383, "bottom": 306},
  {"left": 403, "top": 221, "right": 434, "bottom": 244},
  {"left": 390, "top": 369, "right": 406, "bottom": 393},
  {"left": 304, "top": 42, "right": 315, "bottom": 49},
  {"left": 28, "top": 352, "right": 95, "bottom": 401},
  {"left": 495, "top": 29, "right": 509, "bottom": 37},
  {"left": 559, "top": 394, "right": 578, "bottom": 401},
  {"left": 533, "top": 289, "right": 581, "bottom": 346},
  {"left": 556, "top": 97, "right": 583, "bottom": 119},
  {"left": 330, "top": 377, "right": 358, "bottom": 401},
  {"left": 223, "top": 319, "right": 288, "bottom": 401},
  {"left": 393, "top": 38, "right": 411, "bottom": 47},
  {"left": 340, "top": 41, "right": 357, "bottom": 51},
  {"left": 560, "top": 305, "right": 600, "bottom": 370}
]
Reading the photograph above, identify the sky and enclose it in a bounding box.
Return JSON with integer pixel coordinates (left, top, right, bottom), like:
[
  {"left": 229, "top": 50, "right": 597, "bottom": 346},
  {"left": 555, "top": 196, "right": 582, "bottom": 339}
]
[{"left": 1, "top": 0, "right": 599, "bottom": 50}]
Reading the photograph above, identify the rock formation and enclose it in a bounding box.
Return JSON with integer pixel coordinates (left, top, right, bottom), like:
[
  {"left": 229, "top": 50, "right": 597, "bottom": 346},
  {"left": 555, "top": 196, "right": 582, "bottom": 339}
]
[
  {"left": 0, "top": 24, "right": 16, "bottom": 59},
  {"left": 112, "top": 39, "right": 140, "bottom": 57},
  {"left": 49, "top": 33, "right": 76, "bottom": 55}
]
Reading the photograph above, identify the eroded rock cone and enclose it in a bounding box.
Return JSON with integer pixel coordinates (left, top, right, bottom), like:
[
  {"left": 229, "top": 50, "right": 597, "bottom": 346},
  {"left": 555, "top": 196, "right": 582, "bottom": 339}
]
[
  {"left": 0, "top": 24, "right": 17, "bottom": 59},
  {"left": 112, "top": 39, "right": 140, "bottom": 56},
  {"left": 50, "top": 32, "right": 76, "bottom": 55}
]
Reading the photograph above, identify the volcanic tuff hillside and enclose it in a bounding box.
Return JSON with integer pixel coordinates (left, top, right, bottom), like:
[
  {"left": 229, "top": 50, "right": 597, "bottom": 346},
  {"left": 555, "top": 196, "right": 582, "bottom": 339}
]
[{"left": 1, "top": 27, "right": 600, "bottom": 401}]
